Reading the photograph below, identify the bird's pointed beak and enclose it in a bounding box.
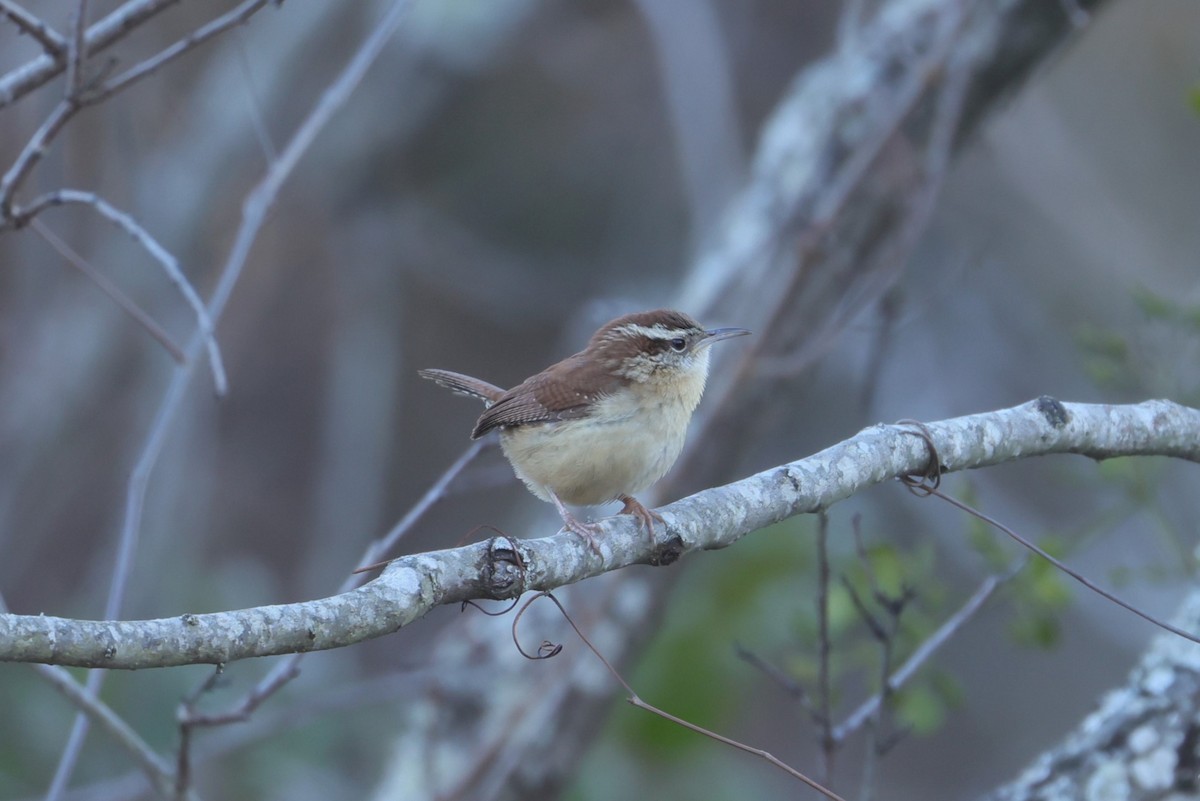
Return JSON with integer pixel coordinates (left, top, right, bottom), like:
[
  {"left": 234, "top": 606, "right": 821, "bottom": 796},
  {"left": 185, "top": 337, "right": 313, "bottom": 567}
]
[{"left": 698, "top": 327, "right": 751, "bottom": 349}]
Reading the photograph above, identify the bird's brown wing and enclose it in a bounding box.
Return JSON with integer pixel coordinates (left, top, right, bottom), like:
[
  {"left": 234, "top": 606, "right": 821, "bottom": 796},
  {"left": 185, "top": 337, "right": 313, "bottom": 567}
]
[{"left": 472, "top": 353, "right": 627, "bottom": 438}]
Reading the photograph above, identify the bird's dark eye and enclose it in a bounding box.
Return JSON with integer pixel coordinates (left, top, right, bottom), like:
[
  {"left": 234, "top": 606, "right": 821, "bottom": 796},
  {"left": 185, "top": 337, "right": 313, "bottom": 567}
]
[{"left": 669, "top": 337, "right": 687, "bottom": 352}]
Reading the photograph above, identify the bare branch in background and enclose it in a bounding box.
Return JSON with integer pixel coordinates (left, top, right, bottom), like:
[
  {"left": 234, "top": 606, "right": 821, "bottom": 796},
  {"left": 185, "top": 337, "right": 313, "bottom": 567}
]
[
  {"left": 632, "top": 0, "right": 746, "bottom": 245},
  {"left": 25, "top": 192, "right": 227, "bottom": 392},
  {"left": 0, "top": 593, "right": 191, "bottom": 801},
  {"left": 0, "top": 0, "right": 274, "bottom": 220},
  {"left": 36, "top": 663, "right": 195, "bottom": 801},
  {"left": 832, "top": 565, "right": 1019, "bottom": 743},
  {"left": 30, "top": 220, "right": 186, "bottom": 363},
  {"left": 816, "top": 510, "right": 836, "bottom": 778},
  {"left": 0, "top": 0, "right": 68, "bottom": 57},
  {"left": 0, "top": 98, "right": 75, "bottom": 217},
  {"left": 356, "top": 440, "right": 490, "bottom": 571},
  {"left": 0, "top": 0, "right": 180, "bottom": 107},
  {"left": 28, "top": 1, "right": 416, "bottom": 796},
  {"left": 65, "top": 0, "right": 90, "bottom": 95},
  {"left": 511, "top": 592, "right": 848, "bottom": 800},
  {"left": 176, "top": 437, "right": 484, "bottom": 744},
  {"left": 80, "top": 0, "right": 273, "bottom": 106}
]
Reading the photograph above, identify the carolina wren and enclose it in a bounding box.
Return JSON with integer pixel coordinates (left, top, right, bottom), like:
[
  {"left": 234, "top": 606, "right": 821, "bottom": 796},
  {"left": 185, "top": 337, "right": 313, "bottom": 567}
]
[{"left": 419, "top": 309, "right": 749, "bottom": 549}]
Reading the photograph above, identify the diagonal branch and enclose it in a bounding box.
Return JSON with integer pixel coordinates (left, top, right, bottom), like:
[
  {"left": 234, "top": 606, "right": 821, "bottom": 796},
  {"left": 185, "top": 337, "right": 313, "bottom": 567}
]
[
  {"left": 0, "top": 593, "right": 193, "bottom": 801},
  {"left": 0, "top": 97, "right": 76, "bottom": 217},
  {"left": 1, "top": 398, "right": 1196, "bottom": 670},
  {"left": 0, "top": 0, "right": 68, "bottom": 57},
  {"left": 0, "top": 0, "right": 178, "bottom": 108},
  {"left": 832, "top": 564, "right": 1019, "bottom": 742},
  {"left": 65, "top": 0, "right": 90, "bottom": 95},
  {"left": 34, "top": 664, "right": 198, "bottom": 801},
  {"left": 81, "top": 0, "right": 271, "bottom": 105},
  {"left": 24, "top": 190, "right": 227, "bottom": 393},
  {"left": 30, "top": 218, "right": 186, "bottom": 363},
  {"left": 0, "top": 0, "right": 274, "bottom": 221}
]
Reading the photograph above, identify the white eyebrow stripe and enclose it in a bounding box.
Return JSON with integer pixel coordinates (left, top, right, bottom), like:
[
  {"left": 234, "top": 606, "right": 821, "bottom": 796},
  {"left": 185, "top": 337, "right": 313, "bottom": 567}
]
[{"left": 609, "top": 323, "right": 684, "bottom": 341}]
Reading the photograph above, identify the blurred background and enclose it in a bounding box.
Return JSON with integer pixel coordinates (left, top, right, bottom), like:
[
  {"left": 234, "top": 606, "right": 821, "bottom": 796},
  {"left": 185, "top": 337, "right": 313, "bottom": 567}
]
[{"left": 1, "top": 0, "right": 1199, "bottom": 799}]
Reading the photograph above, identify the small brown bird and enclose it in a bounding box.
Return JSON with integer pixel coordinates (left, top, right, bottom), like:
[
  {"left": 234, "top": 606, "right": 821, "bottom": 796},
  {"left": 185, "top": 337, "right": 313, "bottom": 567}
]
[{"left": 419, "top": 309, "right": 749, "bottom": 549}]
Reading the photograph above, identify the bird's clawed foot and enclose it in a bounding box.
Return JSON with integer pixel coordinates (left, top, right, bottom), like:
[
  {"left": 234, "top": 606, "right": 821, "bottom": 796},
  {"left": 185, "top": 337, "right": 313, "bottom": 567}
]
[
  {"left": 618, "top": 494, "right": 664, "bottom": 541},
  {"left": 547, "top": 492, "right": 664, "bottom": 557},
  {"left": 549, "top": 492, "right": 605, "bottom": 557}
]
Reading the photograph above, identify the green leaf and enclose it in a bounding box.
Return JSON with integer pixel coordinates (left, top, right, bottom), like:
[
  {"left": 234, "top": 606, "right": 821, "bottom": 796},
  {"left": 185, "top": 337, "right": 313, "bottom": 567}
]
[
  {"left": 1030, "top": 564, "right": 1071, "bottom": 607},
  {"left": 928, "top": 670, "right": 964, "bottom": 710},
  {"left": 1009, "top": 607, "right": 1062, "bottom": 649},
  {"left": 826, "top": 582, "right": 861, "bottom": 637},
  {"left": 1097, "top": 456, "right": 1139, "bottom": 483},
  {"left": 1075, "top": 324, "right": 1129, "bottom": 361},
  {"left": 712, "top": 521, "right": 808, "bottom": 610},
  {"left": 892, "top": 685, "right": 946, "bottom": 735},
  {"left": 1132, "top": 285, "right": 1175, "bottom": 321},
  {"left": 864, "top": 542, "right": 906, "bottom": 597}
]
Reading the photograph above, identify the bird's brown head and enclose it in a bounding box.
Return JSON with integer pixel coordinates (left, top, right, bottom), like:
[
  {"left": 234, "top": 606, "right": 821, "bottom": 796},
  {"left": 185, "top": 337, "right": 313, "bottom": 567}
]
[{"left": 588, "top": 309, "right": 750, "bottom": 383}]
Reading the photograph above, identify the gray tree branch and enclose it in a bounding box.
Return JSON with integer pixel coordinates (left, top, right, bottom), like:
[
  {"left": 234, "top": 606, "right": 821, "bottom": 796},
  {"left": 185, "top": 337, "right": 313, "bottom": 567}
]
[
  {"left": 980, "top": 590, "right": 1200, "bottom": 801},
  {"left": 1, "top": 0, "right": 186, "bottom": 107},
  {"left": 0, "top": 0, "right": 67, "bottom": 57},
  {"left": 1, "top": 398, "right": 1194, "bottom": 670}
]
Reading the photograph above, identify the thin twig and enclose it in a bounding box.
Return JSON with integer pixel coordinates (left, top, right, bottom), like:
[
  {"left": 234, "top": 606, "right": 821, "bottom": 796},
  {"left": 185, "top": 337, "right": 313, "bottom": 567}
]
[
  {"left": 734, "top": 643, "right": 811, "bottom": 706},
  {"left": 0, "top": 0, "right": 179, "bottom": 109},
  {"left": 848, "top": 523, "right": 913, "bottom": 798},
  {"left": 233, "top": 28, "right": 276, "bottom": 163},
  {"left": 930, "top": 486, "right": 1200, "bottom": 646},
  {"left": 354, "top": 440, "right": 488, "bottom": 573},
  {"left": 36, "top": 663, "right": 194, "bottom": 801},
  {"left": 0, "top": 1, "right": 273, "bottom": 223},
  {"left": 30, "top": 218, "right": 186, "bottom": 363},
  {"left": 175, "top": 665, "right": 226, "bottom": 797},
  {"left": 832, "top": 566, "right": 1015, "bottom": 742},
  {"left": 174, "top": 659, "right": 297, "bottom": 796},
  {"left": 628, "top": 696, "right": 848, "bottom": 800},
  {"left": 0, "top": 98, "right": 77, "bottom": 216},
  {"left": 184, "top": 660, "right": 300, "bottom": 730},
  {"left": 65, "top": 0, "right": 89, "bottom": 95},
  {"left": 849, "top": 515, "right": 883, "bottom": 612},
  {"left": 23, "top": 190, "right": 227, "bottom": 393},
  {"left": 82, "top": 0, "right": 271, "bottom": 105},
  {"left": 44, "top": 1, "right": 415, "bottom": 796},
  {"left": 841, "top": 575, "right": 886, "bottom": 643},
  {"left": 0, "top": 594, "right": 186, "bottom": 801},
  {"left": 0, "top": 0, "right": 67, "bottom": 56},
  {"left": 815, "top": 510, "right": 835, "bottom": 779},
  {"left": 513, "top": 592, "right": 849, "bottom": 801},
  {"left": 186, "top": 436, "right": 483, "bottom": 736}
]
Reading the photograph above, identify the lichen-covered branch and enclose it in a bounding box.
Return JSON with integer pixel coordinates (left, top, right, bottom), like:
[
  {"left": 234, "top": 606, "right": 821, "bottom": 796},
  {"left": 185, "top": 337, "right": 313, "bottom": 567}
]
[
  {"left": 979, "top": 590, "right": 1200, "bottom": 801},
  {"left": 2, "top": 398, "right": 1195, "bottom": 670}
]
